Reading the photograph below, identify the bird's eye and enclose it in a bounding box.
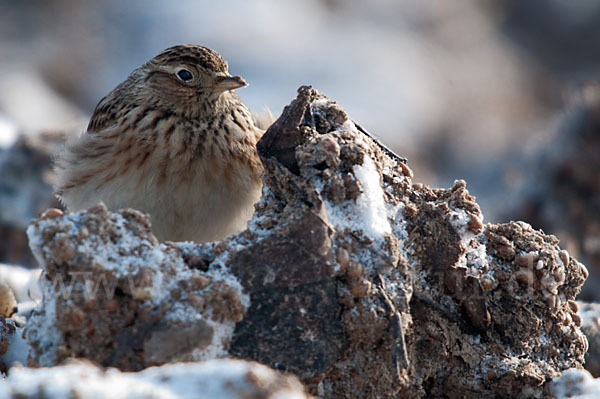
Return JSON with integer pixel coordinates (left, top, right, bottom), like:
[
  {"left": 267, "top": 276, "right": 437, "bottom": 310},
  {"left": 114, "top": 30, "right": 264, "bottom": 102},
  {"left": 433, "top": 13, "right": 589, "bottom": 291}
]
[{"left": 176, "top": 69, "right": 194, "bottom": 82}]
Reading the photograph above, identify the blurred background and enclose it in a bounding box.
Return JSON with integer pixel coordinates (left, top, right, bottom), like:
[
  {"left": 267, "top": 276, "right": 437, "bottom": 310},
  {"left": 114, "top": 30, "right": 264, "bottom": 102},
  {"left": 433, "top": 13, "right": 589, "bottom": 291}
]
[{"left": 0, "top": 0, "right": 598, "bottom": 299}]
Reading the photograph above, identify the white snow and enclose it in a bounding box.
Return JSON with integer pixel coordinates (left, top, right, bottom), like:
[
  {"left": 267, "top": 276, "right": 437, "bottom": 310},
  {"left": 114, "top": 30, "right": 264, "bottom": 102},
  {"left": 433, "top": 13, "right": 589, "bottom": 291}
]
[
  {"left": 25, "top": 224, "right": 49, "bottom": 269},
  {"left": 310, "top": 98, "right": 330, "bottom": 109},
  {"left": 427, "top": 202, "right": 490, "bottom": 276},
  {"left": 324, "top": 154, "right": 392, "bottom": 240},
  {"left": 2, "top": 328, "right": 31, "bottom": 369},
  {"left": 551, "top": 368, "right": 600, "bottom": 399},
  {"left": 352, "top": 156, "right": 392, "bottom": 238},
  {"left": 27, "top": 213, "right": 196, "bottom": 305},
  {"left": 0, "top": 360, "right": 307, "bottom": 399},
  {"left": 24, "top": 292, "right": 59, "bottom": 367},
  {"left": 206, "top": 246, "right": 250, "bottom": 310},
  {"left": 0, "top": 264, "right": 41, "bottom": 303},
  {"left": 311, "top": 109, "right": 392, "bottom": 242},
  {"left": 390, "top": 202, "right": 408, "bottom": 241},
  {"left": 448, "top": 207, "right": 477, "bottom": 247}
]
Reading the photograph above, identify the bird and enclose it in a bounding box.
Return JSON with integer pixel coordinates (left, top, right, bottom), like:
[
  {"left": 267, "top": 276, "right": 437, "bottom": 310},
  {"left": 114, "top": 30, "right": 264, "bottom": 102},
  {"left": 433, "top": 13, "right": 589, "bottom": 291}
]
[{"left": 54, "top": 45, "right": 264, "bottom": 243}]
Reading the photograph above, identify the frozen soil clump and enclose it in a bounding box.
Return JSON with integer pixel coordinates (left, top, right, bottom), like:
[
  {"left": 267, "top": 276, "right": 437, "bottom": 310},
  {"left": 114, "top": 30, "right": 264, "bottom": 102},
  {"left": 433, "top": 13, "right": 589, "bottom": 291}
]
[
  {"left": 18, "top": 86, "right": 588, "bottom": 398},
  {"left": 506, "top": 94, "right": 600, "bottom": 302},
  {"left": 26, "top": 203, "right": 247, "bottom": 370}
]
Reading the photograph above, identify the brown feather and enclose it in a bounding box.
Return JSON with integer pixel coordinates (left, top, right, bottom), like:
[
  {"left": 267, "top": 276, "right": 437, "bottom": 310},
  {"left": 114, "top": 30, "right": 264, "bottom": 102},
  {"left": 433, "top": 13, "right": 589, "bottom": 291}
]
[{"left": 54, "top": 45, "right": 264, "bottom": 243}]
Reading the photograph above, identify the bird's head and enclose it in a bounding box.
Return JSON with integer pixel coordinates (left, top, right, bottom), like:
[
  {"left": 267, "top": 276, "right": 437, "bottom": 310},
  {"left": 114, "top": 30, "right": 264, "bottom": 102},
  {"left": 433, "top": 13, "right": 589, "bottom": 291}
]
[{"left": 141, "top": 45, "right": 247, "bottom": 115}]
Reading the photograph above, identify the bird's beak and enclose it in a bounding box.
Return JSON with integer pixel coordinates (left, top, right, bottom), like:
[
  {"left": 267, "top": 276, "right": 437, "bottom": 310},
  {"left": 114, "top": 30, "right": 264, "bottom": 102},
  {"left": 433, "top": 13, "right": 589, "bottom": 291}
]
[{"left": 214, "top": 75, "right": 247, "bottom": 91}]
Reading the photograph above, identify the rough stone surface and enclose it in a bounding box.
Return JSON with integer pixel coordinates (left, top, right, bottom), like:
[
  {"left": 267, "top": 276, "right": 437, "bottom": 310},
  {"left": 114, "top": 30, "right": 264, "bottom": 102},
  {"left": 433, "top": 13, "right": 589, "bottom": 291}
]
[
  {"left": 19, "top": 86, "right": 588, "bottom": 398},
  {"left": 25, "top": 204, "right": 247, "bottom": 370},
  {"left": 506, "top": 96, "right": 600, "bottom": 302}
]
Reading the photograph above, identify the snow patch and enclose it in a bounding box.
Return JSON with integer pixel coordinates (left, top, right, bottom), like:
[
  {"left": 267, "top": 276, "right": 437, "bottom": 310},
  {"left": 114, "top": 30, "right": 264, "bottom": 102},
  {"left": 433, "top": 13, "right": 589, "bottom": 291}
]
[
  {"left": 2, "top": 327, "right": 31, "bottom": 368},
  {"left": 26, "top": 292, "right": 60, "bottom": 367},
  {"left": 0, "top": 360, "right": 307, "bottom": 399},
  {"left": 448, "top": 207, "right": 478, "bottom": 247},
  {"left": 352, "top": 156, "right": 392, "bottom": 238},
  {"left": 318, "top": 145, "right": 392, "bottom": 241},
  {"left": 207, "top": 242, "right": 251, "bottom": 311},
  {"left": 551, "top": 368, "right": 600, "bottom": 399}
]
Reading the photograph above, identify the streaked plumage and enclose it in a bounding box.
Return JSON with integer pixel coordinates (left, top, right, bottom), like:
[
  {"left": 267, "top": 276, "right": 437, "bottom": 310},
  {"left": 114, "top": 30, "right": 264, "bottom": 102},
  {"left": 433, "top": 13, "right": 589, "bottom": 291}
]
[{"left": 55, "top": 45, "right": 263, "bottom": 242}]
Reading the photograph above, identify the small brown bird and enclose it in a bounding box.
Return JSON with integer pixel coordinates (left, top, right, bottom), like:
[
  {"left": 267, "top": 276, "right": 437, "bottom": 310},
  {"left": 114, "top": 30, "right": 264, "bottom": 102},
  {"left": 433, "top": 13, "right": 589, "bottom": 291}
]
[{"left": 55, "top": 45, "right": 264, "bottom": 242}]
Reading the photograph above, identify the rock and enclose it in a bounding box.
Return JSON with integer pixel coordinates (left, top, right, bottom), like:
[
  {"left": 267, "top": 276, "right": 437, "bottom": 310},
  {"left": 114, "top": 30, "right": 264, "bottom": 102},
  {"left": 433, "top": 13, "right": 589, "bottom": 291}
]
[
  {"left": 25, "top": 207, "right": 247, "bottom": 370},
  {"left": 504, "top": 95, "right": 600, "bottom": 302},
  {"left": 0, "top": 359, "right": 312, "bottom": 399},
  {"left": 20, "top": 86, "right": 588, "bottom": 398}
]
